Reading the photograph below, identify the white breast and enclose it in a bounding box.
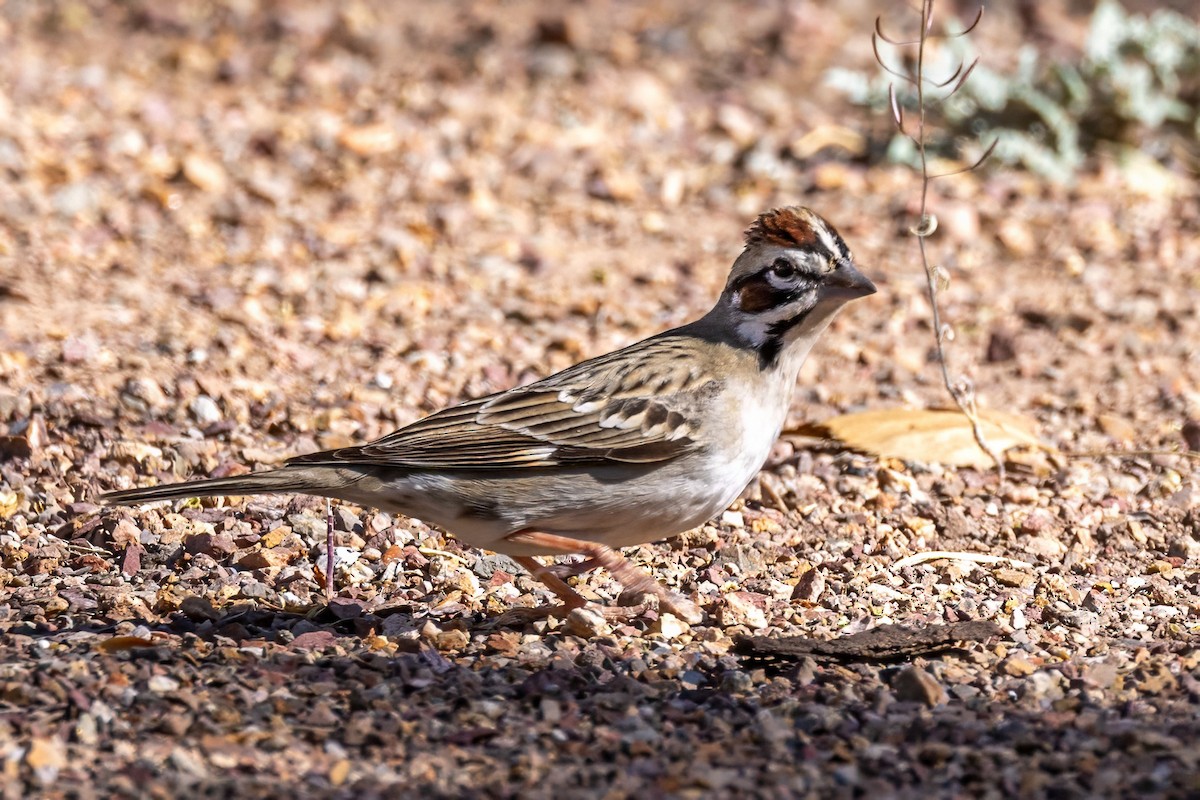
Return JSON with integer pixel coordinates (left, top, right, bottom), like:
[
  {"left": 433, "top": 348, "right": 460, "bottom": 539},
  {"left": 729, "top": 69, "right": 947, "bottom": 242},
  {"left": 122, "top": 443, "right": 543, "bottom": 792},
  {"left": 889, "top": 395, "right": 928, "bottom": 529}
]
[{"left": 718, "top": 377, "right": 791, "bottom": 502}]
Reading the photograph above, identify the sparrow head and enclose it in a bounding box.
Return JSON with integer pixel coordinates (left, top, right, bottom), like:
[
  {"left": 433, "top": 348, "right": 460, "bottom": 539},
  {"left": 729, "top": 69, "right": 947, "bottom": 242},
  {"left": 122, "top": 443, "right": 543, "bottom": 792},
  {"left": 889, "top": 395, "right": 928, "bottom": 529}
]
[{"left": 718, "top": 206, "right": 875, "bottom": 364}]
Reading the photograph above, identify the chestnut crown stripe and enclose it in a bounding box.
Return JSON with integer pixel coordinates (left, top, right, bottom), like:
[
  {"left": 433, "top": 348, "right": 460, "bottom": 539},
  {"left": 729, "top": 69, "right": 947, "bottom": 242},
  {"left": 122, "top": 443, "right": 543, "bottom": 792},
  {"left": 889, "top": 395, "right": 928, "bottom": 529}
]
[
  {"left": 744, "top": 207, "right": 822, "bottom": 249},
  {"left": 744, "top": 206, "right": 852, "bottom": 265}
]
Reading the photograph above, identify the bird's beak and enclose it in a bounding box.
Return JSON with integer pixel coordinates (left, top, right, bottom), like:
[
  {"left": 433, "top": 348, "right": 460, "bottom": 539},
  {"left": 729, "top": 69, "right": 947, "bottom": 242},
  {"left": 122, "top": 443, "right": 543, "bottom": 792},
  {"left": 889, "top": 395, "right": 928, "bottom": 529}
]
[{"left": 821, "top": 260, "right": 877, "bottom": 301}]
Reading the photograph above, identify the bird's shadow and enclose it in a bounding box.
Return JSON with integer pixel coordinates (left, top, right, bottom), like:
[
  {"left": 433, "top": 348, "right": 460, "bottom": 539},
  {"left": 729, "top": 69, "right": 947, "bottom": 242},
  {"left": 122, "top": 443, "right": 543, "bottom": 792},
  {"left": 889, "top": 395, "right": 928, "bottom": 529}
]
[
  {"left": 9, "top": 600, "right": 1198, "bottom": 797},
  {"left": 9, "top": 597, "right": 430, "bottom": 650}
]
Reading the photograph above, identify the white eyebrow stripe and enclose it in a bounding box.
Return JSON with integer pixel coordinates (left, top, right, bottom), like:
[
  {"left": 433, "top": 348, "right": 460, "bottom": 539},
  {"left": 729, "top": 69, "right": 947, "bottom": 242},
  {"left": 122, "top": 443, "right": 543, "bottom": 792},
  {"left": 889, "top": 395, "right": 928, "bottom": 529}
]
[{"left": 815, "top": 221, "right": 838, "bottom": 257}]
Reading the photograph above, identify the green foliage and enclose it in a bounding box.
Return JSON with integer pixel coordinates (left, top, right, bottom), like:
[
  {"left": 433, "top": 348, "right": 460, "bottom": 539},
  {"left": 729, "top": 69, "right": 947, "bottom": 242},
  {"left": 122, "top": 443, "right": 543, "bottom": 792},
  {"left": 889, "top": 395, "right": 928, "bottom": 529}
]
[{"left": 826, "top": 0, "right": 1200, "bottom": 181}]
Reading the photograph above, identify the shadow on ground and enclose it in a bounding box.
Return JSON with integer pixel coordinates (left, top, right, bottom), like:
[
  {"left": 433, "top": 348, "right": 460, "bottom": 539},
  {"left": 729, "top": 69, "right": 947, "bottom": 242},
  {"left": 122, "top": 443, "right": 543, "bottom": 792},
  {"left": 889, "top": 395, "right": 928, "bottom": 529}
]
[{"left": 3, "top": 605, "right": 1196, "bottom": 798}]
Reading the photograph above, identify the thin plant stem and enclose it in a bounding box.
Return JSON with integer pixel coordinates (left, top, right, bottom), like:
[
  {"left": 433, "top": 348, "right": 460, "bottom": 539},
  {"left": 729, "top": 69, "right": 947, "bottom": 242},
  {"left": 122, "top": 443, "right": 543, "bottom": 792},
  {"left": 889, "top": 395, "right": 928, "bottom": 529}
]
[{"left": 879, "top": 0, "right": 1006, "bottom": 481}]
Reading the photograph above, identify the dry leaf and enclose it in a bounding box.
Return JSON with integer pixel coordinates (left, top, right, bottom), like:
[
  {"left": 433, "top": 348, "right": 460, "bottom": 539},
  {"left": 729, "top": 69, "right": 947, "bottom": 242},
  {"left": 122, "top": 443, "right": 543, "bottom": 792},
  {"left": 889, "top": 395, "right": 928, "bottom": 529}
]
[
  {"left": 329, "top": 759, "right": 351, "bottom": 787},
  {"left": 338, "top": 123, "right": 400, "bottom": 156},
  {"left": 182, "top": 153, "right": 228, "bottom": 194},
  {"left": 26, "top": 737, "right": 67, "bottom": 775},
  {"left": 791, "top": 408, "right": 1047, "bottom": 469},
  {"left": 790, "top": 125, "right": 867, "bottom": 159},
  {"left": 97, "top": 635, "right": 156, "bottom": 653},
  {"left": 0, "top": 489, "right": 19, "bottom": 518}
]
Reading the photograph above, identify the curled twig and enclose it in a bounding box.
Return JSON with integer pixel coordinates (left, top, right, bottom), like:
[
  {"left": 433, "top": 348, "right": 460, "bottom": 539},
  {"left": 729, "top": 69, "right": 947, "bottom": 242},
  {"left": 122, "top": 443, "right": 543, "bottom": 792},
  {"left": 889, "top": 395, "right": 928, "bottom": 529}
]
[
  {"left": 957, "top": 6, "right": 986, "bottom": 37},
  {"left": 889, "top": 83, "right": 905, "bottom": 131},
  {"left": 874, "top": 16, "right": 919, "bottom": 46},
  {"left": 946, "top": 57, "right": 980, "bottom": 93},
  {"left": 929, "top": 138, "right": 999, "bottom": 179},
  {"left": 872, "top": 32, "right": 917, "bottom": 84}
]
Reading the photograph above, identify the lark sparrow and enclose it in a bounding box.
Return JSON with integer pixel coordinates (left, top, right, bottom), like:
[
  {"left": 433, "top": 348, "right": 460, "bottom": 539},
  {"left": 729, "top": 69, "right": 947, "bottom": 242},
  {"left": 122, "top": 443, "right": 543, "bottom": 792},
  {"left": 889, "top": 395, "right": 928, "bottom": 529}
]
[{"left": 102, "top": 206, "right": 876, "bottom": 623}]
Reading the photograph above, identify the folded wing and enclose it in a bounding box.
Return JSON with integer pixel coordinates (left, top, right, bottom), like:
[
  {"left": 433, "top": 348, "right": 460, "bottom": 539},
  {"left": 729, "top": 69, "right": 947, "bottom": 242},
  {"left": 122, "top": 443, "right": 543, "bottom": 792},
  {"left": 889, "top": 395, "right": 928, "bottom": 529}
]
[{"left": 287, "top": 335, "right": 714, "bottom": 470}]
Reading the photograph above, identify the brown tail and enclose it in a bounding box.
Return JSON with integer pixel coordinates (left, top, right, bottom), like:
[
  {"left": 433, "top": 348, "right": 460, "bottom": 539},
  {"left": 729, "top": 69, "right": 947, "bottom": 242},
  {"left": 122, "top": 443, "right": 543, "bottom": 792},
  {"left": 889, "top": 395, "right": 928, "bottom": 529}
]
[{"left": 100, "top": 468, "right": 321, "bottom": 506}]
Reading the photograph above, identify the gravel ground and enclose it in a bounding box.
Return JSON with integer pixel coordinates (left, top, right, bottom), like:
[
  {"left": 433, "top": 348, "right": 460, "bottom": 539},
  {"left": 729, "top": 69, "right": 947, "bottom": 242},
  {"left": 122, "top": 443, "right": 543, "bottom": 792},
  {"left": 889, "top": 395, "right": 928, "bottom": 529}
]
[{"left": 1, "top": 1, "right": 1198, "bottom": 797}]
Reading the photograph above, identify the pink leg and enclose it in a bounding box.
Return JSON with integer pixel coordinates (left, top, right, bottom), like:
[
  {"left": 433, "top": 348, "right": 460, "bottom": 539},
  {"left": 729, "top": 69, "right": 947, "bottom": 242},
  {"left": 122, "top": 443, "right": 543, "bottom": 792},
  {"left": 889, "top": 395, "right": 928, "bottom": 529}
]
[
  {"left": 486, "top": 556, "right": 613, "bottom": 627},
  {"left": 512, "top": 556, "right": 589, "bottom": 610},
  {"left": 545, "top": 556, "right": 604, "bottom": 579},
  {"left": 506, "top": 531, "right": 703, "bottom": 624}
]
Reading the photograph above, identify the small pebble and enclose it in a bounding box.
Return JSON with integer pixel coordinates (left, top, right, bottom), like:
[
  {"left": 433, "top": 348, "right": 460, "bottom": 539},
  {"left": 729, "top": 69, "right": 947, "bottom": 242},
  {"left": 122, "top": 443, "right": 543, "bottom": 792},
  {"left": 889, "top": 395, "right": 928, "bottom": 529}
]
[{"left": 893, "top": 666, "right": 948, "bottom": 707}]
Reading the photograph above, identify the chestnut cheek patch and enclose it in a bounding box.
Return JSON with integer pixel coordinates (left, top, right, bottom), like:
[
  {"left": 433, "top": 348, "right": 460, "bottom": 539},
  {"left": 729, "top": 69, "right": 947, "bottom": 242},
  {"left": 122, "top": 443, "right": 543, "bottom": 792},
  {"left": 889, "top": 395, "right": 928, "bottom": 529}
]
[{"left": 736, "top": 277, "right": 785, "bottom": 314}]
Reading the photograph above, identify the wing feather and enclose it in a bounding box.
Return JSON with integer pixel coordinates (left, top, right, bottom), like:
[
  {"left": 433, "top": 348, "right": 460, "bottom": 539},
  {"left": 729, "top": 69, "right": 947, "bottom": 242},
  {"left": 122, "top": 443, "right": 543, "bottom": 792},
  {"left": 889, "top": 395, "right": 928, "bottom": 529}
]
[{"left": 287, "top": 334, "right": 716, "bottom": 471}]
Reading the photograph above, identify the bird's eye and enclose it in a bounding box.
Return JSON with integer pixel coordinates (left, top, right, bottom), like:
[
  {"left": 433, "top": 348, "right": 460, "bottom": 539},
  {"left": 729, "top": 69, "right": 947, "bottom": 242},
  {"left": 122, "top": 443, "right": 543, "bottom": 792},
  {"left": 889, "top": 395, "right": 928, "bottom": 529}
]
[{"left": 770, "top": 257, "right": 796, "bottom": 279}]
